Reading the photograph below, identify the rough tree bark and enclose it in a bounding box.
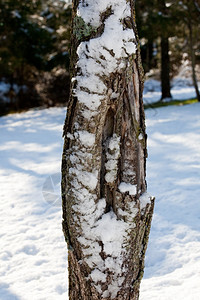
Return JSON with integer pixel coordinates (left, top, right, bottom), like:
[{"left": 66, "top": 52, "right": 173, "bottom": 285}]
[{"left": 62, "top": 1, "right": 154, "bottom": 299}]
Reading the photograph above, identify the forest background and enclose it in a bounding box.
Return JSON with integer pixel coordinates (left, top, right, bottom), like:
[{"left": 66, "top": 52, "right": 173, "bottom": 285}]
[{"left": 0, "top": 0, "right": 199, "bottom": 115}]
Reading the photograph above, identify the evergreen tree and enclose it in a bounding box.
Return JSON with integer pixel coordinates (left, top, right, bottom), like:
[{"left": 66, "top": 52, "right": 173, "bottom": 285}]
[
  {"left": 0, "top": 0, "right": 72, "bottom": 111},
  {"left": 0, "top": 0, "right": 52, "bottom": 80}
]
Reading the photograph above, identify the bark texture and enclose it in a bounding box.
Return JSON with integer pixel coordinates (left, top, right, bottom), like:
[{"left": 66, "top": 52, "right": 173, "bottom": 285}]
[{"left": 62, "top": 1, "right": 154, "bottom": 299}]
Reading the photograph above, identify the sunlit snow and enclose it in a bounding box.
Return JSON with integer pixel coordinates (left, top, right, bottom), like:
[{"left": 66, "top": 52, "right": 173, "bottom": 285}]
[{"left": 0, "top": 88, "right": 200, "bottom": 299}]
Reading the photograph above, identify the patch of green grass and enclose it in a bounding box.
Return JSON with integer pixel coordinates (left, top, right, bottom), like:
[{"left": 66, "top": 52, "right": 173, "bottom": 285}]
[{"left": 144, "top": 98, "right": 198, "bottom": 110}]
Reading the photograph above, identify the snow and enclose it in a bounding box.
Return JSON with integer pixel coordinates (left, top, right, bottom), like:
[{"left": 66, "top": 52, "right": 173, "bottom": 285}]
[
  {"left": 118, "top": 182, "right": 136, "bottom": 195},
  {"left": 0, "top": 108, "right": 68, "bottom": 300},
  {"left": 0, "top": 92, "right": 200, "bottom": 298},
  {"left": 90, "top": 269, "right": 107, "bottom": 283},
  {"left": 105, "top": 134, "right": 120, "bottom": 184},
  {"left": 83, "top": 208, "right": 133, "bottom": 298},
  {"left": 139, "top": 192, "right": 151, "bottom": 210},
  {"left": 143, "top": 77, "right": 200, "bottom": 104},
  {"left": 94, "top": 210, "right": 128, "bottom": 256},
  {"left": 77, "top": 0, "right": 132, "bottom": 28},
  {"left": 75, "top": 0, "right": 136, "bottom": 123},
  {"left": 140, "top": 102, "right": 200, "bottom": 299},
  {"left": 69, "top": 168, "right": 98, "bottom": 191},
  {"left": 75, "top": 130, "right": 95, "bottom": 147}
]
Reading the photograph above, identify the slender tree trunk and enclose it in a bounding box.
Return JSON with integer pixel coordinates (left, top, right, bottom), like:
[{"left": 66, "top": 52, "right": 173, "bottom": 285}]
[
  {"left": 188, "top": 20, "right": 200, "bottom": 101},
  {"left": 160, "top": 36, "right": 172, "bottom": 100},
  {"left": 62, "top": 1, "right": 154, "bottom": 299},
  {"left": 147, "top": 40, "right": 154, "bottom": 71}
]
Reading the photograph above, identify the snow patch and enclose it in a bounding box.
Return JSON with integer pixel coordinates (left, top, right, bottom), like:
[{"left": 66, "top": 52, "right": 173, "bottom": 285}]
[
  {"left": 69, "top": 168, "right": 98, "bottom": 191},
  {"left": 105, "top": 134, "right": 121, "bottom": 184},
  {"left": 143, "top": 76, "right": 200, "bottom": 104},
  {"left": 77, "top": 0, "right": 132, "bottom": 28},
  {"left": 75, "top": 130, "right": 95, "bottom": 147},
  {"left": 66, "top": 132, "right": 74, "bottom": 140},
  {"left": 139, "top": 192, "right": 151, "bottom": 210},
  {"left": 94, "top": 210, "right": 128, "bottom": 256},
  {"left": 138, "top": 133, "right": 144, "bottom": 140},
  {"left": 118, "top": 182, "right": 137, "bottom": 195},
  {"left": 90, "top": 269, "right": 107, "bottom": 283}
]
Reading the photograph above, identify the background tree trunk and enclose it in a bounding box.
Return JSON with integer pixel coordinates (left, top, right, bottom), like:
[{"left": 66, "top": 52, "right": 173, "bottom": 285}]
[
  {"left": 158, "top": 0, "right": 172, "bottom": 101},
  {"left": 62, "top": 1, "right": 154, "bottom": 299},
  {"left": 188, "top": 16, "right": 200, "bottom": 102},
  {"left": 147, "top": 40, "right": 154, "bottom": 71},
  {"left": 161, "top": 36, "right": 172, "bottom": 100}
]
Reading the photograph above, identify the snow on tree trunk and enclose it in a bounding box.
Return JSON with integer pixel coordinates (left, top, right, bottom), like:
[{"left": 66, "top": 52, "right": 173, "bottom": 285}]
[{"left": 62, "top": 0, "right": 154, "bottom": 299}]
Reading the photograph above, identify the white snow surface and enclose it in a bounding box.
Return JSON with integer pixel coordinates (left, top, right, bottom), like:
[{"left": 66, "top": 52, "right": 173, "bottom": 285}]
[
  {"left": 139, "top": 192, "right": 151, "bottom": 210},
  {"left": 140, "top": 102, "right": 200, "bottom": 299},
  {"left": 1, "top": 94, "right": 200, "bottom": 298},
  {"left": 0, "top": 108, "right": 68, "bottom": 300},
  {"left": 118, "top": 182, "right": 136, "bottom": 195},
  {"left": 75, "top": 130, "right": 95, "bottom": 147},
  {"left": 105, "top": 134, "right": 120, "bottom": 184},
  {"left": 143, "top": 77, "right": 200, "bottom": 103},
  {"left": 78, "top": 0, "right": 131, "bottom": 28}
]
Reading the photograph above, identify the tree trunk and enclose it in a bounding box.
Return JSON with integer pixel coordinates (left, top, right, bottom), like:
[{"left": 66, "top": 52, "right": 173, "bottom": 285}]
[
  {"left": 62, "top": 1, "right": 154, "bottom": 299},
  {"left": 188, "top": 19, "right": 200, "bottom": 102},
  {"left": 160, "top": 36, "right": 172, "bottom": 100},
  {"left": 147, "top": 40, "right": 154, "bottom": 71}
]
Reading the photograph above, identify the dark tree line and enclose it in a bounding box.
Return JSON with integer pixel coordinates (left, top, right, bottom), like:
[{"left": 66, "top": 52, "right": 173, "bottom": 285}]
[
  {"left": 136, "top": 0, "right": 200, "bottom": 101},
  {"left": 0, "top": 0, "right": 200, "bottom": 115},
  {"left": 0, "top": 0, "right": 71, "bottom": 114}
]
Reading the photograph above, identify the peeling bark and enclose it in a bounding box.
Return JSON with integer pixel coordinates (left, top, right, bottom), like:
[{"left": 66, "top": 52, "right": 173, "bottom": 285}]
[{"left": 62, "top": 1, "right": 154, "bottom": 299}]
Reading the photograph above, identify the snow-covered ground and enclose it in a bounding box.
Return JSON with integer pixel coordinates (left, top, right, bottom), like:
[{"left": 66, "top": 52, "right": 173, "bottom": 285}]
[
  {"left": 140, "top": 103, "right": 200, "bottom": 299},
  {"left": 143, "top": 77, "right": 200, "bottom": 104},
  {"left": 0, "top": 108, "right": 68, "bottom": 300},
  {"left": 0, "top": 95, "right": 200, "bottom": 298}
]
